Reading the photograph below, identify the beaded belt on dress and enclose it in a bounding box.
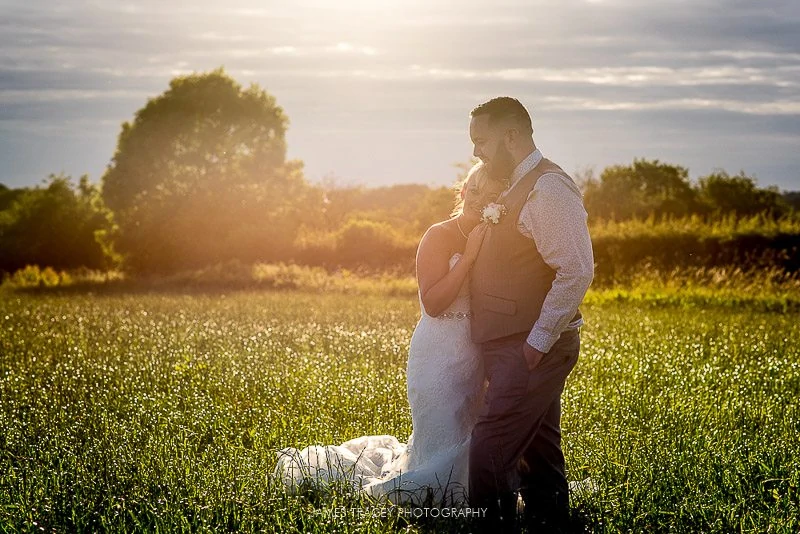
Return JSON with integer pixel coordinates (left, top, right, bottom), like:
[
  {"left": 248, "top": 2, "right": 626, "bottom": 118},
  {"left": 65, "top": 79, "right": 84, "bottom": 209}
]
[{"left": 436, "top": 311, "right": 472, "bottom": 320}]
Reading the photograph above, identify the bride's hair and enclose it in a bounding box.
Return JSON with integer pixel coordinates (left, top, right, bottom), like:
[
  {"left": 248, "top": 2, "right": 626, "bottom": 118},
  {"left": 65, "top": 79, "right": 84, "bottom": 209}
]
[{"left": 451, "top": 161, "right": 491, "bottom": 217}]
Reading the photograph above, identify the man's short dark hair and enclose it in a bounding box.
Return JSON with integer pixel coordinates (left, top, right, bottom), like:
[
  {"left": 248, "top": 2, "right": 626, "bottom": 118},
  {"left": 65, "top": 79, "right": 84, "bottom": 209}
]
[{"left": 470, "top": 97, "right": 533, "bottom": 136}]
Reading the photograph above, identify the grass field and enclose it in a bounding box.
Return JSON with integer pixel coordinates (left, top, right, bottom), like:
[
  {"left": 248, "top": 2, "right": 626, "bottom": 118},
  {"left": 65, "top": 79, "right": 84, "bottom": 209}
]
[{"left": 1, "top": 287, "right": 799, "bottom": 532}]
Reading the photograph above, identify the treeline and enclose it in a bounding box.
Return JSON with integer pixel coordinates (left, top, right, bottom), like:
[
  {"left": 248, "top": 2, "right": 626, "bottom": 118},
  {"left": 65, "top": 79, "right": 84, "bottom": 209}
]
[
  {"left": 581, "top": 160, "right": 795, "bottom": 221},
  {"left": 3, "top": 168, "right": 799, "bottom": 281},
  {"left": 1, "top": 69, "right": 799, "bottom": 281},
  {"left": 0, "top": 176, "right": 115, "bottom": 273}
]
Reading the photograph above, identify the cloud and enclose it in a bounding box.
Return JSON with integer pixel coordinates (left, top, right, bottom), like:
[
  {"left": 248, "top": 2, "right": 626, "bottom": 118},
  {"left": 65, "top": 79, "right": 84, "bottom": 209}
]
[
  {"left": 0, "top": 0, "right": 798, "bottom": 189},
  {"left": 540, "top": 96, "right": 800, "bottom": 115},
  {"left": 0, "top": 89, "right": 148, "bottom": 103}
]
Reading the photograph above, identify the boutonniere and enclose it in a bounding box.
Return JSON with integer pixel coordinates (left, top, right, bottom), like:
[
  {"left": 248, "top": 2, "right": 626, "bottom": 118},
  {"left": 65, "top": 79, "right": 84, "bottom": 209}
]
[{"left": 481, "top": 203, "right": 507, "bottom": 224}]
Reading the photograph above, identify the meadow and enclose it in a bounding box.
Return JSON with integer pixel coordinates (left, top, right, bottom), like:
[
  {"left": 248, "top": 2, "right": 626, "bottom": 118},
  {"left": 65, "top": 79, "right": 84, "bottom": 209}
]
[{"left": 1, "top": 281, "right": 799, "bottom": 532}]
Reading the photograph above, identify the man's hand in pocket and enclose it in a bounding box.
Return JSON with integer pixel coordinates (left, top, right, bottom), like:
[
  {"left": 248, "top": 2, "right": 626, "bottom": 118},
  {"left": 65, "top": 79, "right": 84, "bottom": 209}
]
[{"left": 522, "top": 342, "right": 545, "bottom": 371}]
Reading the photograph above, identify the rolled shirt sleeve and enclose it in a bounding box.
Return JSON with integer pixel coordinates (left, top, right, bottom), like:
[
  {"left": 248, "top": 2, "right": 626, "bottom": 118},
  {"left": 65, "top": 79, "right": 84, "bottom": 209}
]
[{"left": 517, "top": 172, "right": 595, "bottom": 353}]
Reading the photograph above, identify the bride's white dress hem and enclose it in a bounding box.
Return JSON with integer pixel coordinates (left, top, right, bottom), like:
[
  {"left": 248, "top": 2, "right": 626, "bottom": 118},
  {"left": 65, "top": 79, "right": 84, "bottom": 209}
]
[{"left": 275, "top": 253, "right": 482, "bottom": 507}]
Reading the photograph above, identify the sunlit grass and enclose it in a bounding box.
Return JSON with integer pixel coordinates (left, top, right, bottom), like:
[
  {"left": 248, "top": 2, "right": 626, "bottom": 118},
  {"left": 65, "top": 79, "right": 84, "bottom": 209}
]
[
  {"left": 1, "top": 289, "right": 799, "bottom": 532},
  {"left": 589, "top": 212, "right": 800, "bottom": 240},
  {"left": 5, "top": 261, "right": 799, "bottom": 314}
]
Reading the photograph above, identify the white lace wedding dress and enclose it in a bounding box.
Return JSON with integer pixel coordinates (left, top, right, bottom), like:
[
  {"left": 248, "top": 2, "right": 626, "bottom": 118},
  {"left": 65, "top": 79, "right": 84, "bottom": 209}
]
[{"left": 276, "top": 253, "right": 484, "bottom": 506}]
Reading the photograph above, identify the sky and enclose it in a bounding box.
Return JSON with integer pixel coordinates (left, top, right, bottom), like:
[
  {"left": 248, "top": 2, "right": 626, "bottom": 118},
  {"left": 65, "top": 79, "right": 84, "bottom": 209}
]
[{"left": 1, "top": 0, "right": 799, "bottom": 192}]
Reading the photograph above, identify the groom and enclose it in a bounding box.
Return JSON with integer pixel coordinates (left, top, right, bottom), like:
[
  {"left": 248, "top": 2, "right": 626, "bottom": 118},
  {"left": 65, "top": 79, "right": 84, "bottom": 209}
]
[{"left": 467, "top": 97, "right": 594, "bottom": 531}]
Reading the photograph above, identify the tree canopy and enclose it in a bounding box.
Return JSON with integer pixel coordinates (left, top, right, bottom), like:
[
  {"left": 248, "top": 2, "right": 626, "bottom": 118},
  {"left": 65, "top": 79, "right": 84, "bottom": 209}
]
[
  {"left": 582, "top": 159, "right": 698, "bottom": 220},
  {"left": 2, "top": 66, "right": 798, "bottom": 278},
  {"left": 698, "top": 171, "right": 787, "bottom": 217},
  {"left": 581, "top": 160, "right": 789, "bottom": 221},
  {"left": 0, "top": 174, "right": 112, "bottom": 273},
  {"left": 101, "top": 68, "right": 312, "bottom": 273}
]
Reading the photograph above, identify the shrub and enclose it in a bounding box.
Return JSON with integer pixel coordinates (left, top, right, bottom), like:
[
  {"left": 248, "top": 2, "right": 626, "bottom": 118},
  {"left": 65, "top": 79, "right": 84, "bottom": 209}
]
[
  {"left": 335, "top": 219, "right": 415, "bottom": 270},
  {"left": 40, "top": 267, "right": 60, "bottom": 287},
  {"left": 10, "top": 265, "right": 42, "bottom": 288}
]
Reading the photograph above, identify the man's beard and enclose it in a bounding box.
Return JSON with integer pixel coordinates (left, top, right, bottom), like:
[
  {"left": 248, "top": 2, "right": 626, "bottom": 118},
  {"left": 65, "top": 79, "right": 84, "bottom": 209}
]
[{"left": 487, "top": 143, "right": 515, "bottom": 182}]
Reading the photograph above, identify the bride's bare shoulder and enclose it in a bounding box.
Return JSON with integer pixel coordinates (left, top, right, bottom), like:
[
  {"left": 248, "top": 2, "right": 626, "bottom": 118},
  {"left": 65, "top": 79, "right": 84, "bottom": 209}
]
[
  {"left": 421, "top": 218, "right": 459, "bottom": 243},
  {"left": 417, "top": 218, "right": 459, "bottom": 264}
]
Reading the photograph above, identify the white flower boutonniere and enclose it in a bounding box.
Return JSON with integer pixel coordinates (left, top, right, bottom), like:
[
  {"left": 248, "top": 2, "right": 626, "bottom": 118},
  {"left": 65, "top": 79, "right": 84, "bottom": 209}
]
[{"left": 481, "top": 202, "right": 507, "bottom": 224}]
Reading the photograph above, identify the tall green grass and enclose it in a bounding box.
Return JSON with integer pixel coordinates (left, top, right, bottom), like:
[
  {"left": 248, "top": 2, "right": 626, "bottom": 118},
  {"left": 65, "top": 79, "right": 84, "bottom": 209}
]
[
  {"left": 1, "top": 290, "right": 799, "bottom": 532},
  {"left": 5, "top": 261, "right": 799, "bottom": 314},
  {"left": 588, "top": 213, "right": 800, "bottom": 240}
]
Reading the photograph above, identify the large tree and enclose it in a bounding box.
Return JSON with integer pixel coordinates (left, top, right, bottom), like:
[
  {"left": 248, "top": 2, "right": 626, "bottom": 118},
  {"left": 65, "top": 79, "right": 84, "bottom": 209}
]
[{"left": 102, "top": 68, "right": 312, "bottom": 273}]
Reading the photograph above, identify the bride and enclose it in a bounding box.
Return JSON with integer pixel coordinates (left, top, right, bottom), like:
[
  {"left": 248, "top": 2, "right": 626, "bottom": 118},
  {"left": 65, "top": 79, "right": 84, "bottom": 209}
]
[{"left": 276, "top": 162, "right": 505, "bottom": 506}]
